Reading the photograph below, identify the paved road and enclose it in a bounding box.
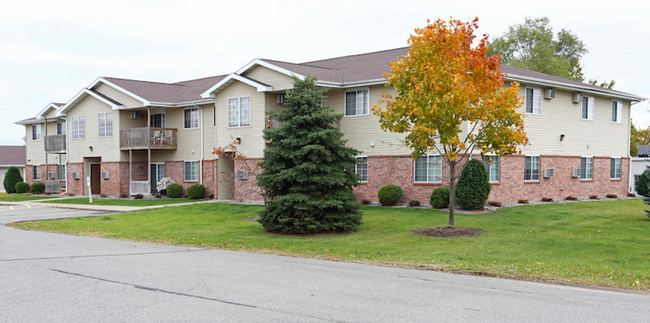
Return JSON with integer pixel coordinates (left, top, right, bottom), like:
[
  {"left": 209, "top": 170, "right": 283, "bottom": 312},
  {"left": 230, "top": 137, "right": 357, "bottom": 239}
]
[{"left": 1, "top": 205, "right": 649, "bottom": 322}]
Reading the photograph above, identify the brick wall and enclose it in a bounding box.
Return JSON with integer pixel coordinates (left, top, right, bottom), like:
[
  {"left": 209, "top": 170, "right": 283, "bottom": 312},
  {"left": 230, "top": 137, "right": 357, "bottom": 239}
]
[
  {"left": 67, "top": 163, "right": 84, "bottom": 195},
  {"left": 233, "top": 157, "right": 264, "bottom": 201}
]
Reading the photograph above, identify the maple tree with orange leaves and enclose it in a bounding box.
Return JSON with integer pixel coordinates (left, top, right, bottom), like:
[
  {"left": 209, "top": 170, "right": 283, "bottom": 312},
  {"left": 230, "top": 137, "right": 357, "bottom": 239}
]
[{"left": 373, "top": 18, "right": 528, "bottom": 227}]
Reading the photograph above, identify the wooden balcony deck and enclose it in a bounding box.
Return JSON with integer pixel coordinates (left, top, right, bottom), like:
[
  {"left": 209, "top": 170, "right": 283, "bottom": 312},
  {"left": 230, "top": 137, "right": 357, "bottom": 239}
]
[
  {"left": 120, "top": 127, "right": 177, "bottom": 150},
  {"left": 45, "top": 134, "right": 66, "bottom": 153}
]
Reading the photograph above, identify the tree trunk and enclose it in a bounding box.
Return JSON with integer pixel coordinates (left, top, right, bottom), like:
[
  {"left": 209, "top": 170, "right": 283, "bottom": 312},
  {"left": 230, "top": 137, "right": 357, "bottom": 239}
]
[{"left": 448, "top": 161, "right": 456, "bottom": 228}]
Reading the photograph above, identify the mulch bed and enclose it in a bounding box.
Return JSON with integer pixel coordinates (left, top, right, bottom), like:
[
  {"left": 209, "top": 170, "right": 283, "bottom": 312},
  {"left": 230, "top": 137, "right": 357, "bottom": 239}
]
[{"left": 412, "top": 226, "right": 485, "bottom": 238}]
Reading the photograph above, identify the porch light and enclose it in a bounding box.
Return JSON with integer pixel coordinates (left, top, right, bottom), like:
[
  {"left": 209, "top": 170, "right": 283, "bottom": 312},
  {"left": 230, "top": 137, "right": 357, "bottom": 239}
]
[{"left": 560, "top": 134, "right": 565, "bottom": 142}]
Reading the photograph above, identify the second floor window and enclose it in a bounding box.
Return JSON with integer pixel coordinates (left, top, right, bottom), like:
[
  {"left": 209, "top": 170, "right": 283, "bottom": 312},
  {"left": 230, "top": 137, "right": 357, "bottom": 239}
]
[
  {"left": 71, "top": 115, "right": 85, "bottom": 139},
  {"left": 525, "top": 88, "right": 541, "bottom": 114},
  {"left": 32, "top": 124, "right": 41, "bottom": 141},
  {"left": 184, "top": 108, "right": 199, "bottom": 129},
  {"left": 227, "top": 97, "right": 251, "bottom": 128},
  {"left": 611, "top": 101, "right": 622, "bottom": 123},
  {"left": 57, "top": 122, "right": 66, "bottom": 135},
  {"left": 345, "top": 89, "right": 369, "bottom": 116},
  {"left": 581, "top": 96, "right": 594, "bottom": 120},
  {"left": 98, "top": 112, "right": 113, "bottom": 137}
]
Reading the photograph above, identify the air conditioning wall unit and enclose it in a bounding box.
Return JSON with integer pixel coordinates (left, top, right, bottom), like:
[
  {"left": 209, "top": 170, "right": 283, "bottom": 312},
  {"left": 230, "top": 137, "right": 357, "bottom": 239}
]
[
  {"left": 276, "top": 94, "right": 287, "bottom": 104},
  {"left": 544, "top": 88, "right": 556, "bottom": 99},
  {"left": 72, "top": 172, "right": 80, "bottom": 179},
  {"left": 236, "top": 170, "right": 249, "bottom": 180},
  {"left": 48, "top": 172, "right": 56, "bottom": 179},
  {"left": 572, "top": 93, "right": 582, "bottom": 104},
  {"left": 543, "top": 168, "right": 554, "bottom": 178},
  {"left": 131, "top": 111, "right": 144, "bottom": 119},
  {"left": 101, "top": 171, "right": 109, "bottom": 179},
  {"left": 572, "top": 168, "right": 581, "bottom": 178}
]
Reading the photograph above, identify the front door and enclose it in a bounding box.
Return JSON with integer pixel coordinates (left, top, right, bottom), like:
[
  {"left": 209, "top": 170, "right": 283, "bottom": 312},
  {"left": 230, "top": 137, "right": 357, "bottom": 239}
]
[
  {"left": 151, "top": 163, "right": 165, "bottom": 194},
  {"left": 90, "top": 163, "right": 101, "bottom": 194}
]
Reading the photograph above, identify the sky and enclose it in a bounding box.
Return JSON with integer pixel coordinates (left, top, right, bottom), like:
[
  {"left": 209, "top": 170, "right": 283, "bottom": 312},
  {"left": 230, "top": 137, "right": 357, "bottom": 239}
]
[{"left": 1, "top": 0, "right": 649, "bottom": 146}]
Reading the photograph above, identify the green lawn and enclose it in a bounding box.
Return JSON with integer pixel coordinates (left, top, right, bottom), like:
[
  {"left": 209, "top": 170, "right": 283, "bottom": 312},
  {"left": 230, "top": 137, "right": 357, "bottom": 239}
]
[
  {"left": 43, "top": 198, "right": 204, "bottom": 207},
  {"left": 11, "top": 199, "right": 650, "bottom": 290},
  {"left": 0, "top": 193, "right": 58, "bottom": 201}
]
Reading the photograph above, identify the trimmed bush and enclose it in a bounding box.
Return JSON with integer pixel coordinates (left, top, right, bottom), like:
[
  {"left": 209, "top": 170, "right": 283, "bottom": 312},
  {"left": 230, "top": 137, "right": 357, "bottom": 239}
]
[
  {"left": 15, "top": 182, "right": 29, "bottom": 194},
  {"left": 455, "top": 159, "right": 491, "bottom": 210},
  {"left": 408, "top": 200, "right": 421, "bottom": 207},
  {"left": 637, "top": 168, "right": 650, "bottom": 196},
  {"left": 377, "top": 184, "right": 403, "bottom": 206},
  {"left": 31, "top": 182, "right": 45, "bottom": 194},
  {"left": 187, "top": 184, "right": 206, "bottom": 199},
  {"left": 134, "top": 194, "right": 144, "bottom": 200},
  {"left": 4, "top": 166, "right": 23, "bottom": 193},
  {"left": 166, "top": 183, "right": 184, "bottom": 198},
  {"left": 429, "top": 186, "right": 450, "bottom": 209}
]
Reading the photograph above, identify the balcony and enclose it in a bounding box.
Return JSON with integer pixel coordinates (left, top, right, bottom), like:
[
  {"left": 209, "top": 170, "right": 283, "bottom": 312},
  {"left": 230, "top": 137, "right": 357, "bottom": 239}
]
[
  {"left": 120, "top": 127, "right": 177, "bottom": 150},
  {"left": 45, "top": 134, "right": 66, "bottom": 153}
]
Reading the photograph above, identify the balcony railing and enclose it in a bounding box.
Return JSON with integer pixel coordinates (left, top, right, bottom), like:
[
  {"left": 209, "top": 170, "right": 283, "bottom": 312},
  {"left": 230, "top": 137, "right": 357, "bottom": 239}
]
[
  {"left": 120, "top": 127, "right": 177, "bottom": 150},
  {"left": 45, "top": 134, "right": 66, "bottom": 153}
]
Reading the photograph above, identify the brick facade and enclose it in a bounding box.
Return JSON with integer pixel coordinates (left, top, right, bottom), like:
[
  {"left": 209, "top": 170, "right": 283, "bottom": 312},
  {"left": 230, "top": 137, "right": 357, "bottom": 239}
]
[{"left": 233, "top": 157, "right": 264, "bottom": 201}]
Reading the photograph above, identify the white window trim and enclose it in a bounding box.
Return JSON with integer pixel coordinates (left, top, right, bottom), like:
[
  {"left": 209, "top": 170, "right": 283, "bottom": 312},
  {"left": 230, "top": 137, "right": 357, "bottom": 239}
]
[
  {"left": 414, "top": 154, "right": 443, "bottom": 183},
  {"left": 71, "top": 115, "right": 85, "bottom": 140},
  {"left": 98, "top": 112, "right": 113, "bottom": 137},
  {"left": 33, "top": 165, "right": 41, "bottom": 181},
  {"left": 524, "top": 87, "right": 542, "bottom": 115},
  {"left": 184, "top": 108, "right": 200, "bottom": 129},
  {"left": 150, "top": 112, "right": 166, "bottom": 128},
  {"left": 483, "top": 155, "right": 500, "bottom": 183},
  {"left": 58, "top": 164, "right": 66, "bottom": 181},
  {"left": 227, "top": 96, "right": 252, "bottom": 128},
  {"left": 611, "top": 100, "right": 623, "bottom": 124},
  {"left": 355, "top": 156, "right": 368, "bottom": 182},
  {"left": 184, "top": 160, "right": 199, "bottom": 182},
  {"left": 581, "top": 156, "right": 594, "bottom": 180},
  {"left": 344, "top": 88, "right": 370, "bottom": 117},
  {"left": 581, "top": 96, "right": 595, "bottom": 121},
  {"left": 32, "top": 124, "right": 42, "bottom": 141},
  {"left": 524, "top": 155, "right": 540, "bottom": 182},
  {"left": 57, "top": 122, "right": 66, "bottom": 135},
  {"left": 610, "top": 157, "right": 621, "bottom": 179}
]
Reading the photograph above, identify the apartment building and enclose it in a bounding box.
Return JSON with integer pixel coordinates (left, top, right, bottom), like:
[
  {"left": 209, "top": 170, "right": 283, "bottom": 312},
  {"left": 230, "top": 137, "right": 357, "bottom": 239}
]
[{"left": 16, "top": 48, "right": 646, "bottom": 203}]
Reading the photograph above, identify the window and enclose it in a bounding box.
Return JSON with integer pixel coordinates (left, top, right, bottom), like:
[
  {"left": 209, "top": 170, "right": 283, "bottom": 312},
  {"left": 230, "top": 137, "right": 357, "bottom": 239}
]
[
  {"left": 525, "top": 88, "right": 541, "bottom": 114},
  {"left": 184, "top": 161, "right": 199, "bottom": 181},
  {"left": 581, "top": 96, "right": 594, "bottom": 120},
  {"left": 58, "top": 164, "right": 66, "bottom": 180},
  {"left": 227, "top": 97, "right": 251, "bottom": 128},
  {"left": 581, "top": 157, "right": 593, "bottom": 180},
  {"left": 414, "top": 155, "right": 442, "bottom": 183},
  {"left": 482, "top": 156, "right": 500, "bottom": 182},
  {"left": 524, "top": 156, "right": 540, "bottom": 181},
  {"left": 32, "top": 124, "right": 41, "bottom": 141},
  {"left": 184, "top": 108, "right": 199, "bottom": 129},
  {"left": 98, "top": 112, "right": 113, "bottom": 137},
  {"left": 355, "top": 157, "right": 368, "bottom": 182},
  {"left": 345, "top": 89, "right": 369, "bottom": 116},
  {"left": 611, "top": 100, "right": 622, "bottom": 123},
  {"left": 213, "top": 105, "right": 216, "bottom": 127},
  {"left": 33, "top": 165, "right": 41, "bottom": 181},
  {"left": 57, "top": 122, "right": 66, "bottom": 135},
  {"left": 610, "top": 157, "right": 621, "bottom": 179},
  {"left": 71, "top": 115, "right": 85, "bottom": 139},
  {"left": 635, "top": 175, "right": 641, "bottom": 192},
  {"left": 150, "top": 113, "right": 166, "bottom": 128}
]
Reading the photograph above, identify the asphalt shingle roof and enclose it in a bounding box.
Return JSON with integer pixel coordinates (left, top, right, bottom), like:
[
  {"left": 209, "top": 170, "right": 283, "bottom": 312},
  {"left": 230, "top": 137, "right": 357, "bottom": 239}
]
[{"left": 0, "top": 146, "right": 26, "bottom": 166}]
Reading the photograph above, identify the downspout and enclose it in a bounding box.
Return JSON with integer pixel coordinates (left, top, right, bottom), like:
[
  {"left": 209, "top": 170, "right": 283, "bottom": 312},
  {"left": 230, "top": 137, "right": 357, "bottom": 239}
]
[
  {"left": 194, "top": 103, "right": 204, "bottom": 185},
  {"left": 63, "top": 117, "right": 69, "bottom": 194}
]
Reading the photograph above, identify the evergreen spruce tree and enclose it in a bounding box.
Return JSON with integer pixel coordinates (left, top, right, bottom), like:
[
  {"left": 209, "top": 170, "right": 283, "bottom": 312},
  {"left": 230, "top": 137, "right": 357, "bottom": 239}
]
[
  {"left": 257, "top": 76, "right": 363, "bottom": 234},
  {"left": 4, "top": 166, "right": 23, "bottom": 194}
]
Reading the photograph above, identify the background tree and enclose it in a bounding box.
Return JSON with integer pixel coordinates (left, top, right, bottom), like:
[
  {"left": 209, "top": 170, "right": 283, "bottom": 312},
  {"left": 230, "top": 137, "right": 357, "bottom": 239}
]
[
  {"left": 630, "top": 123, "right": 650, "bottom": 157},
  {"left": 257, "top": 76, "right": 362, "bottom": 234},
  {"left": 488, "top": 17, "right": 588, "bottom": 81},
  {"left": 3, "top": 166, "right": 23, "bottom": 193},
  {"left": 373, "top": 18, "right": 528, "bottom": 228}
]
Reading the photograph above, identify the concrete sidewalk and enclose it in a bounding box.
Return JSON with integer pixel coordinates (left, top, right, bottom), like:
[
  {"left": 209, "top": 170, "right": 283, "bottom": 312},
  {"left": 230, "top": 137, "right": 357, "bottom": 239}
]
[{"left": 0, "top": 196, "right": 231, "bottom": 213}]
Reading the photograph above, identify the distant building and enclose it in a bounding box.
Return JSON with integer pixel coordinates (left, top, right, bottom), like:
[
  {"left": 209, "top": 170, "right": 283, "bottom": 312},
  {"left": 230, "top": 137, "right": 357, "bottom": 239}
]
[{"left": 0, "top": 146, "right": 26, "bottom": 192}]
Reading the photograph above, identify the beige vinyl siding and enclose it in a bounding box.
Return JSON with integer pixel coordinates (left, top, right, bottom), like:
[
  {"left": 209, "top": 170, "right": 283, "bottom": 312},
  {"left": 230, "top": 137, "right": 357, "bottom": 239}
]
[
  {"left": 25, "top": 124, "right": 45, "bottom": 164},
  {"left": 327, "top": 85, "right": 407, "bottom": 156},
  {"left": 215, "top": 81, "right": 266, "bottom": 158},
  {"left": 94, "top": 83, "right": 145, "bottom": 109},
  {"left": 243, "top": 66, "right": 294, "bottom": 91},
  {"left": 43, "top": 109, "right": 58, "bottom": 119},
  {"left": 67, "top": 95, "right": 121, "bottom": 162},
  {"left": 519, "top": 87, "right": 629, "bottom": 157}
]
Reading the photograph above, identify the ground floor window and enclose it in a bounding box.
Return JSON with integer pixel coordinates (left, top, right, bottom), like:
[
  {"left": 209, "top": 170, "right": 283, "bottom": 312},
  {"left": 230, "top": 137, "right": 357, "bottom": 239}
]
[
  {"left": 482, "top": 156, "right": 499, "bottom": 182},
  {"left": 524, "top": 156, "right": 539, "bottom": 181},
  {"left": 355, "top": 157, "right": 368, "bottom": 182},
  {"left": 33, "top": 165, "right": 41, "bottom": 180},
  {"left": 58, "top": 164, "right": 66, "bottom": 180},
  {"left": 414, "top": 155, "right": 442, "bottom": 183},
  {"left": 581, "top": 157, "right": 593, "bottom": 180},
  {"left": 610, "top": 157, "right": 621, "bottom": 179},
  {"left": 184, "top": 161, "right": 199, "bottom": 181}
]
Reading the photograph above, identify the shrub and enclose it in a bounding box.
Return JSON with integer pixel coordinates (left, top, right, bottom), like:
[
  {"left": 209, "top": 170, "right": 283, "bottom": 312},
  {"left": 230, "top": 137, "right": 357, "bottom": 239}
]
[
  {"left": 30, "top": 182, "right": 45, "bottom": 194},
  {"left": 100, "top": 193, "right": 108, "bottom": 198},
  {"left": 4, "top": 166, "right": 23, "bottom": 193},
  {"left": 637, "top": 168, "right": 650, "bottom": 196},
  {"left": 518, "top": 199, "right": 529, "bottom": 204},
  {"left": 628, "top": 192, "right": 637, "bottom": 197},
  {"left": 429, "top": 186, "right": 450, "bottom": 209},
  {"left": 208, "top": 193, "right": 215, "bottom": 199},
  {"left": 589, "top": 195, "right": 598, "bottom": 200},
  {"left": 119, "top": 193, "right": 128, "bottom": 199},
  {"left": 455, "top": 159, "right": 491, "bottom": 210},
  {"left": 541, "top": 197, "right": 553, "bottom": 202},
  {"left": 155, "top": 194, "right": 162, "bottom": 199},
  {"left": 361, "top": 199, "right": 372, "bottom": 205},
  {"left": 187, "top": 184, "right": 206, "bottom": 199},
  {"left": 134, "top": 194, "right": 144, "bottom": 200},
  {"left": 565, "top": 196, "right": 577, "bottom": 201},
  {"left": 15, "top": 182, "right": 29, "bottom": 194},
  {"left": 488, "top": 201, "right": 502, "bottom": 207},
  {"left": 377, "top": 184, "right": 403, "bottom": 206},
  {"left": 408, "top": 200, "right": 421, "bottom": 207},
  {"left": 606, "top": 194, "right": 618, "bottom": 199},
  {"left": 166, "top": 183, "right": 184, "bottom": 198}
]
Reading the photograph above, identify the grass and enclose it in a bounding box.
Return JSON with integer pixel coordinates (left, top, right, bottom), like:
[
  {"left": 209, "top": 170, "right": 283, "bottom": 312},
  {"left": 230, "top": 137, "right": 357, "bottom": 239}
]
[
  {"left": 0, "top": 192, "right": 58, "bottom": 201},
  {"left": 43, "top": 197, "right": 203, "bottom": 207},
  {"left": 10, "top": 199, "right": 650, "bottom": 290}
]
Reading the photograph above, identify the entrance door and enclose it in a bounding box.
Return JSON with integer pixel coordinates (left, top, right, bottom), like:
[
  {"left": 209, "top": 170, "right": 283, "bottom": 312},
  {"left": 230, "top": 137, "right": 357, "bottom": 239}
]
[
  {"left": 151, "top": 163, "right": 165, "bottom": 194},
  {"left": 90, "top": 163, "right": 101, "bottom": 194}
]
